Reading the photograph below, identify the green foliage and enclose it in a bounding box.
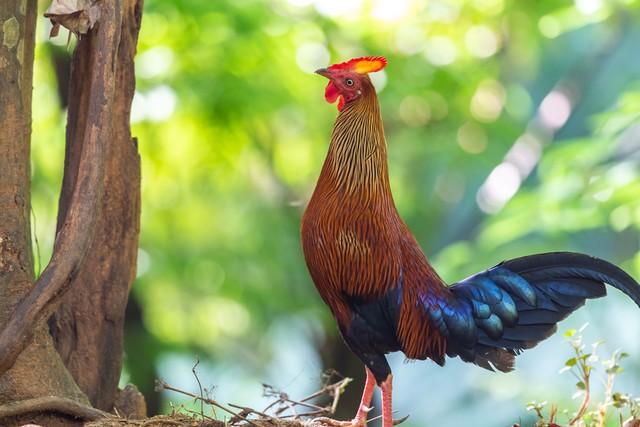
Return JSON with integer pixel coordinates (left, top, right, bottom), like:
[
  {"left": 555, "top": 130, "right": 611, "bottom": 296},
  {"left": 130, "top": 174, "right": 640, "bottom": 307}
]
[
  {"left": 521, "top": 328, "right": 639, "bottom": 427},
  {"left": 526, "top": 400, "right": 554, "bottom": 427}
]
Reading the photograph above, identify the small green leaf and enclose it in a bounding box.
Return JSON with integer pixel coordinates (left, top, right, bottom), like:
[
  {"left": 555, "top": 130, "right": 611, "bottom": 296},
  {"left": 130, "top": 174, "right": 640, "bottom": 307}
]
[
  {"left": 564, "top": 329, "right": 577, "bottom": 338},
  {"left": 576, "top": 381, "right": 586, "bottom": 390},
  {"left": 565, "top": 357, "right": 577, "bottom": 367},
  {"left": 606, "top": 365, "right": 624, "bottom": 374}
]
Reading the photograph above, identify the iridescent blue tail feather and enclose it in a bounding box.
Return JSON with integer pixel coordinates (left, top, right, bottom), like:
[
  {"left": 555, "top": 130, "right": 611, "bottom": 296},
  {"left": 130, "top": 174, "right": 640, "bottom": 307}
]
[{"left": 425, "top": 252, "right": 640, "bottom": 372}]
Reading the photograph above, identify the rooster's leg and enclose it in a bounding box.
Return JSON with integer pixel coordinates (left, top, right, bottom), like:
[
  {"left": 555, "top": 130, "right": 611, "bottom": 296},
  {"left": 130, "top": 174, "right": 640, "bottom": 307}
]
[
  {"left": 353, "top": 367, "right": 376, "bottom": 422},
  {"left": 312, "top": 367, "right": 375, "bottom": 427},
  {"left": 380, "top": 374, "right": 393, "bottom": 427}
]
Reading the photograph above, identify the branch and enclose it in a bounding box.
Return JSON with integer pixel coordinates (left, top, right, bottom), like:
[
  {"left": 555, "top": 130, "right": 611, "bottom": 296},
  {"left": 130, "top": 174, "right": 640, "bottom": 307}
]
[
  {"left": 154, "top": 373, "right": 354, "bottom": 427},
  {"left": 156, "top": 380, "right": 261, "bottom": 427},
  {"left": 0, "top": 1, "right": 120, "bottom": 376}
]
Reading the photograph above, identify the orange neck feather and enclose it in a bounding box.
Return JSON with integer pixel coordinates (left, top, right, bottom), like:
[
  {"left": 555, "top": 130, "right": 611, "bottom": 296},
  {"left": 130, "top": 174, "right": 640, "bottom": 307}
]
[{"left": 317, "top": 77, "right": 391, "bottom": 200}]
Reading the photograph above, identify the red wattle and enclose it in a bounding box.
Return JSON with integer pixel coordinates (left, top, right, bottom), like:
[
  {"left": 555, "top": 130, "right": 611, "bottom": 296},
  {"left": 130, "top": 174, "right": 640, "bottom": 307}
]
[{"left": 324, "top": 81, "right": 340, "bottom": 103}]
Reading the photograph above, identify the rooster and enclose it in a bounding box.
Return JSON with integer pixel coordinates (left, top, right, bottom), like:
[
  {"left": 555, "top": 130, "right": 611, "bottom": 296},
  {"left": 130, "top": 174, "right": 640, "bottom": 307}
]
[{"left": 300, "top": 56, "right": 640, "bottom": 427}]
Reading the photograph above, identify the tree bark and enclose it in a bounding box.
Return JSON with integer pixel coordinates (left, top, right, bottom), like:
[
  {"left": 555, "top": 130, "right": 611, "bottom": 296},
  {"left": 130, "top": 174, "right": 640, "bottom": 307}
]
[
  {"left": 0, "top": 0, "right": 89, "bottom": 418},
  {"left": 0, "top": 0, "right": 143, "bottom": 423},
  {"left": 49, "top": 0, "right": 143, "bottom": 412}
]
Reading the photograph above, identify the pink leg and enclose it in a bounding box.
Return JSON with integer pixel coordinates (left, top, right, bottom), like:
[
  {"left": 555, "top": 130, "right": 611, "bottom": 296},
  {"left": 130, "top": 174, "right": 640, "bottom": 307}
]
[
  {"left": 314, "top": 371, "right": 405, "bottom": 427},
  {"left": 380, "top": 374, "right": 393, "bottom": 427},
  {"left": 353, "top": 367, "right": 376, "bottom": 423}
]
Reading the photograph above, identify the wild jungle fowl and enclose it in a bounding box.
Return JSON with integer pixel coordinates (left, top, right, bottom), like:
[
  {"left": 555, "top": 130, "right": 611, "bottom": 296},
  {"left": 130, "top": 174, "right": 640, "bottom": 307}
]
[{"left": 300, "top": 56, "right": 640, "bottom": 427}]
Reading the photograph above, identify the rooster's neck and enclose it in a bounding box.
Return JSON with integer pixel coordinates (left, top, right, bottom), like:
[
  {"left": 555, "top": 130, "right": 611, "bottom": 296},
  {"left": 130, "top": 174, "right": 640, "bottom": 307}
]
[{"left": 320, "top": 81, "right": 391, "bottom": 197}]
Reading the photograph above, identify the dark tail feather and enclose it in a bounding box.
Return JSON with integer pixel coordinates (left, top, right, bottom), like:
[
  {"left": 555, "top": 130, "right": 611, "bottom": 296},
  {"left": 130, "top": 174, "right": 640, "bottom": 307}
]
[
  {"left": 501, "top": 252, "right": 640, "bottom": 307},
  {"left": 440, "top": 252, "right": 640, "bottom": 372}
]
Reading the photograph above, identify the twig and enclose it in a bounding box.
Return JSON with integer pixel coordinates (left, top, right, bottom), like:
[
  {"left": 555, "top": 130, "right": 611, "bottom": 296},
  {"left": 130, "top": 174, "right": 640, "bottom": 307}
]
[
  {"left": 157, "top": 372, "right": 353, "bottom": 426},
  {"left": 299, "top": 373, "right": 344, "bottom": 403},
  {"left": 329, "top": 378, "right": 352, "bottom": 415},
  {"left": 183, "top": 407, "right": 214, "bottom": 421},
  {"left": 228, "top": 408, "right": 252, "bottom": 425},
  {"left": 192, "top": 357, "right": 205, "bottom": 421},
  {"left": 282, "top": 399, "right": 326, "bottom": 412},
  {"left": 284, "top": 400, "right": 300, "bottom": 419},
  {"left": 228, "top": 403, "right": 280, "bottom": 423},
  {"left": 156, "top": 380, "right": 259, "bottom": 427},
  {"left": 569, "top": 368, "right": 591, "bottom": 425},
  {"left": 279, "top": 410, "right": 327, "bottom": 418},
  {"left": 261, "top": 384, "right": 284, "bottom": 414},
  {"left": 549, "top": 404, "right": 558, "bottom": 425},
  {"left": 264, "top": 376, "right": 352, "bottom": 420}
]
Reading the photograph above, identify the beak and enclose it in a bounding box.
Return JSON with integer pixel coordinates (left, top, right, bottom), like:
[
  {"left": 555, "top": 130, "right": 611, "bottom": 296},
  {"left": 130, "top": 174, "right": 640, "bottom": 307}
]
[{"left": 315, "top": 68, "right": 332, "bottom": 78}]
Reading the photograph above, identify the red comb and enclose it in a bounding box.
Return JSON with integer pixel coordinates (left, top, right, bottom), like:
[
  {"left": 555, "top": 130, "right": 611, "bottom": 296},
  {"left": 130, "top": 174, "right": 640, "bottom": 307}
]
[{"left": 328, "top": 56, "right": 387, "bottom": 74}]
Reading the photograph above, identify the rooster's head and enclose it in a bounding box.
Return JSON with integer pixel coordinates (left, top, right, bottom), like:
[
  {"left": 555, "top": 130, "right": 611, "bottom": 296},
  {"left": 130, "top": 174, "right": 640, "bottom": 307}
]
[{"left": 315, "top": 56, "right": 387, "bottom": 111}]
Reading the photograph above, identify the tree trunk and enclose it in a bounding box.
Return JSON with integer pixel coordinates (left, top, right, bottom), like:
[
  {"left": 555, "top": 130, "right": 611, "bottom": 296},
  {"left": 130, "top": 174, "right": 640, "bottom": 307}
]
[
  {"left": 49, "top": 0, "right": 143, "bottom": 412},
  {"left": 0, "top": 0, "right": 143, "bottom": 423},
  {"left": 0, "top": 1, "right": 90, "bottom": 420}
]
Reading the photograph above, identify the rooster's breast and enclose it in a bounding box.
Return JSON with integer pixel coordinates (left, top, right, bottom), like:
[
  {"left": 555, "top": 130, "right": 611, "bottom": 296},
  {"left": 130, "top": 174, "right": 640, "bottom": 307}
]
[{"left": 301, "top": 194, "right": 403, "bottom": 302}]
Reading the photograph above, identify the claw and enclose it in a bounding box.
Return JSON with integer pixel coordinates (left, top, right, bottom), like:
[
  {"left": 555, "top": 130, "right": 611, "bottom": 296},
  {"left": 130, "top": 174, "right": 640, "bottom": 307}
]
[
  {"left": 393, "top": 414, "right": 410, "bottom": 425},
  {"left": 366, "top": 411, "right": 410, "bottom": 426}
]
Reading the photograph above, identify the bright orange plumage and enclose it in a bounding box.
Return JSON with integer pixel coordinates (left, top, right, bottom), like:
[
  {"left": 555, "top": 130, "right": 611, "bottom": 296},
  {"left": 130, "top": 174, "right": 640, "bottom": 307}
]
[{"left": 301, "top": 56, "right": 640, "bottom": 427}]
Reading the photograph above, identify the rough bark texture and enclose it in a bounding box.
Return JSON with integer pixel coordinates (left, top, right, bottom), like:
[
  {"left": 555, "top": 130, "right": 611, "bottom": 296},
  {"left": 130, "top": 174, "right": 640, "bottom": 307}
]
[
  {"left": 0, "top": 0, "right": 89, "bottom": 413},
  {"left": 0, "top": 0, "right": 143, "bottom": 423},
  {"left": 49, "top": 0, "right": 143, "bottom": 413},
  {"left": 0, "top": 0, "right": 113, "bottom": 378},
  {"left": 0, "top": 0, "right": 36, "bottom": 330}
]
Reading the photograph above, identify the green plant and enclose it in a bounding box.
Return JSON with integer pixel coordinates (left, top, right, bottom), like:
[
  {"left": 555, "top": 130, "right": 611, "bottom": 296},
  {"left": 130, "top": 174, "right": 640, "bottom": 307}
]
[{"left": 518, "top": 326, "right": 639, "bottom": 427}]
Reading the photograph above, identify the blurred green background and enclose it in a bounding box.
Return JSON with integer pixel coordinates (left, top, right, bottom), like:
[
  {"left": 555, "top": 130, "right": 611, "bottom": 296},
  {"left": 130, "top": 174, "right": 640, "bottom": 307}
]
[{"left": 30, "top": 0, "right": 640, "bottom": 425}]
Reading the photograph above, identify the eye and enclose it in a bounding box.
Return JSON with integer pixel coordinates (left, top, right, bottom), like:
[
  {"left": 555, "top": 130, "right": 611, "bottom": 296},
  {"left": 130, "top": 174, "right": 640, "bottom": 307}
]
[{"left": 345, "top": 78, "right": 354, "bottom": 86}]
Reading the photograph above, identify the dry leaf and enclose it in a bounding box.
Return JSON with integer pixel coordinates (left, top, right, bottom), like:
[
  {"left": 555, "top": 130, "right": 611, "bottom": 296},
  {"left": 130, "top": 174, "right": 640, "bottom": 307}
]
[{"left": 44, "top": 0, "right": 100, "bottom": 38}]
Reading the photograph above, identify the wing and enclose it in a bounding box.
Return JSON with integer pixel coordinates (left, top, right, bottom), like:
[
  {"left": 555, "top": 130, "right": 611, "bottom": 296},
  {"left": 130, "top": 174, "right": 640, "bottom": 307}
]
[{"left": 339, "top": 280, "right": 404, "bottom": 382}]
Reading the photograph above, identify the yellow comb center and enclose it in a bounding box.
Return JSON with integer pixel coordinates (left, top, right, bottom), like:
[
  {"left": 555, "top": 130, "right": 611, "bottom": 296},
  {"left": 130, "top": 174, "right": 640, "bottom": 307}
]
[{"left": 354, "top": 59, "right": 385, "bottom": 74}]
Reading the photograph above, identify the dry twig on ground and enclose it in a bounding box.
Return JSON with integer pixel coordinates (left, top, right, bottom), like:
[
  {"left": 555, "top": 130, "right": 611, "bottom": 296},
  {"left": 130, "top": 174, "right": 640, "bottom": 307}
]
[{"left": 128, "top": 369, "right": 354, "bottom": 427}]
